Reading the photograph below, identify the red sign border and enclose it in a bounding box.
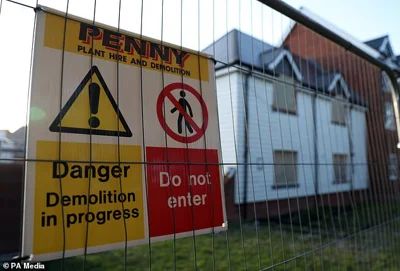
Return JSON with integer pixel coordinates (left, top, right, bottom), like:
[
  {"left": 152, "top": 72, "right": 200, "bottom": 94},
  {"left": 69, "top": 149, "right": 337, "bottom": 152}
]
[{"left": 157, "top": 83, "right": 209, "bottom": 143}]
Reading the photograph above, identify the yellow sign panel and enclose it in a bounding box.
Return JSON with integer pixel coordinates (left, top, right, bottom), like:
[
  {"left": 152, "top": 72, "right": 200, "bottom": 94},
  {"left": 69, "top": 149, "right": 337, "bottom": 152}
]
[
  {"left": 33, "top": 141, "right": 144, "bottom": 254},
  {"left": 44, "top": 13, "right": 209, "bottom": 81},
  {"left": 49, "top": 66, "right": 132, "bottom": 137}
]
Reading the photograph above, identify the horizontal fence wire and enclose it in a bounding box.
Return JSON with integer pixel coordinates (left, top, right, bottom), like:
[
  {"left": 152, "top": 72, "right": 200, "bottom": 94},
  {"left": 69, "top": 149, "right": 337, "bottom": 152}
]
[{"left": 0, "top": 0, "right": 400, "bottom": 270}]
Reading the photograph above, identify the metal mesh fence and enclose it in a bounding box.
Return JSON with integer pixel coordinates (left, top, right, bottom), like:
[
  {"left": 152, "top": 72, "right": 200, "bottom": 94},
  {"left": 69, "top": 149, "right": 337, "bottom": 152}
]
[{"left": 0, "top": 0, "right": 400, "bottom": 270}]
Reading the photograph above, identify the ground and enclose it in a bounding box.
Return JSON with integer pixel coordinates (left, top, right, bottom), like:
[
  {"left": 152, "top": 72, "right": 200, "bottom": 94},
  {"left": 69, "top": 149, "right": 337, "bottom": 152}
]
[{"left": 47, "top": 205, "right": 400, "bottom": 270}]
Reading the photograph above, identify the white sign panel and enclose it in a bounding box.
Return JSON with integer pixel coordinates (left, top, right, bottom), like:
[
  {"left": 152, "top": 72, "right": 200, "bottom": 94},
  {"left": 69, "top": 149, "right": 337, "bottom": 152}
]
[{"left": 22, "top": 8, "right": 226, "bottom": 261}]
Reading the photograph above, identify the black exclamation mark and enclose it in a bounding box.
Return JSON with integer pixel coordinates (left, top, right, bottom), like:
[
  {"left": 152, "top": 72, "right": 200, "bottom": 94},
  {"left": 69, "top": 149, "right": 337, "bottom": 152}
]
[{"left": 88, "top": 83, "right": 100, "bottom": 128}]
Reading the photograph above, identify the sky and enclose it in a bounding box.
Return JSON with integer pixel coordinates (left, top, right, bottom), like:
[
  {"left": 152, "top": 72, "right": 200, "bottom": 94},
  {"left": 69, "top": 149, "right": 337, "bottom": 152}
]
[{"left": 0, "top": 0, "right": 398, "bottom": 132}]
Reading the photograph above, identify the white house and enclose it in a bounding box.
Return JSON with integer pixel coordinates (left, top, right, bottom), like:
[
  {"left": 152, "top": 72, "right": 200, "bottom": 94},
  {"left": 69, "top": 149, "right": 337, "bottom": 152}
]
[
  {"left": 0, "top": 127, "right": 26, "bottom": 162},
  {"left": 204, "top": 30, "right": 368, "bottom": 205}
]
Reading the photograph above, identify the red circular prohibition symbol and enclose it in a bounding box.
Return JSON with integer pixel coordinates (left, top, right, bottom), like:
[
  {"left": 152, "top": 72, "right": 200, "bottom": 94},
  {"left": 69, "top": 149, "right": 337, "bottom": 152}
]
[{"left": 157, "top": 82, "right": 209, "bottom": 143}]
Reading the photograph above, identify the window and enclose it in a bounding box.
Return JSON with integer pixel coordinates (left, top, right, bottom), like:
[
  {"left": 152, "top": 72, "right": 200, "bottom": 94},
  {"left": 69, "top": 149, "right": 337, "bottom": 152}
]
[
  {"left": 385, "top": 102, "right": 396, "bottom": 130},
  {"left": 273, "top": 151, "right": 298, "bottom": 187},
  {"left": 333, "top": 154, "right": 348, "bottom": 184},
  {"left": 389, "top": 153, "right": 398, "bottom": 181},
  {"left": 331, "top": 98, "right": 346, "bottom": 125},
  {"left": 273, "top": 76, "right": 296, "bottom": 114},
  {"left": 382, "top": 72, "right": 391, "bottom": 93}
]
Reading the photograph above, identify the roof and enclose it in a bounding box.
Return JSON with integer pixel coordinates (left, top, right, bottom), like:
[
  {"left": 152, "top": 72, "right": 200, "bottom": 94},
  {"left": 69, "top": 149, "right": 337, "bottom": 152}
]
[
  {"left": 364, "top": 36, "right": 388, "bottom": 51},
  {"left": 364, "top": 35, "right": 395, "bottom": 58},
  {"left": 203, "top": 29, "right": 367, "bottom": 107},
  {"left": 203, "top": 29, "right": 274, "bottom": 70},
  {"left": 8, "top": 126, "right": 26, "bottom": 142}
]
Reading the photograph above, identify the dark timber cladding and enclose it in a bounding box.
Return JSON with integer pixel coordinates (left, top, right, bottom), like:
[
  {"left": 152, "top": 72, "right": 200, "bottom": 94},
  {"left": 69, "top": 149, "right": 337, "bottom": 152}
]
[{"left": 78, "top": 22, "right": 190, "bottom": 66}]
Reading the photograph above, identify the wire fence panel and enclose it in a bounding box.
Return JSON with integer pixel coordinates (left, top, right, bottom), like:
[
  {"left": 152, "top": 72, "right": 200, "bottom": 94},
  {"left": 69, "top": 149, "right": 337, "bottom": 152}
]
[{"left": 0, "top": 0, "right": 400, "bottom": 270}]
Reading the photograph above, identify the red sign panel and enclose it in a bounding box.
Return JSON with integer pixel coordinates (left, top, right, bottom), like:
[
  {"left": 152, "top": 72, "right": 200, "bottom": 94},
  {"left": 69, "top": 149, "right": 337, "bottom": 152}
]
[{"left": 146, "top": 147, "right": 224, "bottom": 237}]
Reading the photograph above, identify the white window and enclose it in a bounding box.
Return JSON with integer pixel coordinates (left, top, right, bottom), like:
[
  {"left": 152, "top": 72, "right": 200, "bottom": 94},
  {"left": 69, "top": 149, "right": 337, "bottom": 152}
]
[
  {"left": 333, "top": 154, "right": 348, "bottom": 184},
  {"left": 389, "top": 153, "right": 398, "bottom": 181},
  {"left": 273, "top": 76, "right": 296, "bottom": 114},
  {"left": 273, "top": 151, "right": 298, "bottom": 187},
  {"left": 331, "top": 98, "right": 346, "bottom": 125},
  {"left": 385, "top": 102, "right": 396, "bottom": 130}
]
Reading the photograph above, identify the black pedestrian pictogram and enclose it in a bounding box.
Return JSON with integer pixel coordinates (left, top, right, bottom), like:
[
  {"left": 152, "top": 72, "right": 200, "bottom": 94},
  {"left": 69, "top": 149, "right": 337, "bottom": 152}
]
[
  {"left": 170, "top": 91, "right": 193, "bottom": 134},
  {"left": 157, "top": 82, "right": 208, "bottom": 143}
]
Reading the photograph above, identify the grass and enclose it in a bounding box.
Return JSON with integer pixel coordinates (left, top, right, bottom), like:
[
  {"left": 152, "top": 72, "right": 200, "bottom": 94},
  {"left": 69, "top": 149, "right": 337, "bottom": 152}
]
[{"left": 46, "top": 204, "right": 400, "bottom": 271}]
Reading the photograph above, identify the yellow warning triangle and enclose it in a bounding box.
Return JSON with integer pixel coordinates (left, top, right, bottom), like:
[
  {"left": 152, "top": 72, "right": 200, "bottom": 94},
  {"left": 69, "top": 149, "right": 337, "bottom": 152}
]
[{"left": 49, "top": 66, "right": 132, "bottom": 137}]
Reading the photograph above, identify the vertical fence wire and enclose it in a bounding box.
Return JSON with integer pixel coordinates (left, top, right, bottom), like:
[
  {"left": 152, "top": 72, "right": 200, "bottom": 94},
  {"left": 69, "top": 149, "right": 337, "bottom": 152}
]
[
  {"left": 195, "top": 0, "right": 218, "bottom": 269},
  {"left": 213, "top": 1, "right": 233, "bottom": 270},
  {"left": 238, "top": 1, "right": 263, "bottom": 269},
  {"left": 256, "top": 3, "right": 275, "bottom": 269},
  {"left": 114, "top": 1, "right": 129, "bottom": 270},
  {"left": 82, "top": 1, "right": 97, "bottom": 269},
  {"left": 308, "top": 27, "right": 333, "bottom": 270},
  {"left": 56, "top": 1, "right": 70, "bottom": 270},
  {"left": 223, "top": 1, "right": 247, "bottom": 268},
  {"left": 283, "top": 17, "right": 315, "bottom": 270},
  {"left": 294, "top": 23, "right": 325, "bottom": 269},
  {"left": 159, "top": 0, "right": 178, "bottom": 270},
  {"left": 137, "top": 0, "right": 153, "bottom": 269}
]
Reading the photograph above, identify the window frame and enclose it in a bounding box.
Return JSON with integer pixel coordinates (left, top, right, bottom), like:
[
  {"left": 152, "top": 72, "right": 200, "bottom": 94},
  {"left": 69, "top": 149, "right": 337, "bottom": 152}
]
[
  {"left": 384, "top": 102, "right": 396, "bottom": 131},
  {"left": 272, "top": 75, "right": 297, "bottom": 115},
  {"left": 388, "top": 153, "right": 398, "bottom": 181},
  {"left": 382, "top": 72, "right": 391, "bottom": 93},
  {"left": 331, "top": 96, "right": 347, "bottom": 126},
  {"left": 272, "top": 150, "right": 299, "bottom": 189},
  {"left": 332, "top": 153, "right": 349, "bottom": 184}
]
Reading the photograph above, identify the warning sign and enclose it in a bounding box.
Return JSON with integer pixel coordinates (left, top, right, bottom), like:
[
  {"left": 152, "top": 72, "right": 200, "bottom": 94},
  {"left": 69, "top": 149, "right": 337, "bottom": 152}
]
[
  {"left": 49, "top": 66, "right": 132, "bottom": 137},
  {"left": 33, "top": 141, "right": 144, "bottom": 254},
  {"left": 157, "top": 83, "right": 208, "bottom": 143},
  {"left": 23, "top": 7, "right": 225, "bottom": 262}
]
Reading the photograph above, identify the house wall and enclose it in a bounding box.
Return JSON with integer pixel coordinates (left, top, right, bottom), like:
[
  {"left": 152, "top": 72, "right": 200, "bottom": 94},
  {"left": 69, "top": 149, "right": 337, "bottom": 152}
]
[
  {"left": 315, "top": 96, "right": 351, "bottom": 194},
  {"left": 244, "top": 74, "right": 316, "bottom": 202},
  {"left": 351, "top": 109, "right": 369, "bottom": 190},
  {"left": 216, "top": 68, "right": 368, "bottom": 206},
  {"left": 284, "top": 24, "right": 400, "bottom": 201},
  {"left": 215, "top": 68, "right": 245, "bottom": 204}
]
